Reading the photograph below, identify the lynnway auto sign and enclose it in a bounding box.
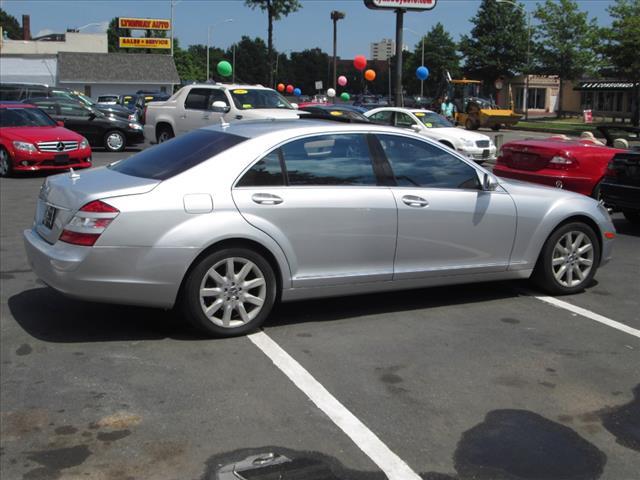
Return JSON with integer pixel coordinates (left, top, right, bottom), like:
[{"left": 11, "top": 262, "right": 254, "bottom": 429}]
[
  {"left": 364, "top": 0, "right": 437, "bottom": 10},
  {"left": 119, "top": 37, "right": 171, "bottom": 49},
  {"left": 118, "top": 17, "right": 171, "bottom": 30}
]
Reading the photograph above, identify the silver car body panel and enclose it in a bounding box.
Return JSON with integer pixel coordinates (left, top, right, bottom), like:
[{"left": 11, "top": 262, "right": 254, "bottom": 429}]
[{"left": 24, "top": 120, "right": 615, "bottom": 310}]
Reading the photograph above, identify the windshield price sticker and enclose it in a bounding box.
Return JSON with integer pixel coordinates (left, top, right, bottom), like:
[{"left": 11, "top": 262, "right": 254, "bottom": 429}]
[
  {"left": 330, "top": 111, "right": 343, "bottom": 116},
  {"left": 233, "top": 90, "right": 248, "bottom": 94}
]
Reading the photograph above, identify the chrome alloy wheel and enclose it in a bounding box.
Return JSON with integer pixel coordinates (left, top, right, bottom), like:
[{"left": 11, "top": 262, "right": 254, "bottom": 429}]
[
  {"left": 106, "top": 132, "right": 124, "bottom": 151},
  {"left": 0, "top": 149, "right": 9, "bottom": 176},
  {"left": 551, "top": 231, "right": 594, "bottom": 288},
  {"left": 199, "top": 257, "right": 266, "bottom": 328}
]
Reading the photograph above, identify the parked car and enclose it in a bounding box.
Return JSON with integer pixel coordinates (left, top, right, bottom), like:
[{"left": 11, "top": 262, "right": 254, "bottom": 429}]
[
  {"left": 365, "top": 107, "right": 497, "bottom": 163},
  {"left": 299, "top": 104, "right": 370, "bottom": 122},
  {"left": 121, "top": 93, "right": 171, "bottom": 123},
  {"left": 600, "top": 151, "right": 640, "bottom": 224},
  {"left": 0, "top": 83, "right": 137, "bottom": 122},
  {"left": 493, "top": 133, "right": 627, "bottom": 197},
  {"left": 24, "top": 119, "right": 614, "bottom": 337},
  {"left": 24, "top": 98, "right": 144, "bottom": 152},
  {"left": 143, "top": 83, "right": 299, "bottom": 144},
  {"left": 353, "top": 95, "right": 390, "bottom": 110},
  {"left": 0, "top": 103, "right": 91, "bottom": 177}
]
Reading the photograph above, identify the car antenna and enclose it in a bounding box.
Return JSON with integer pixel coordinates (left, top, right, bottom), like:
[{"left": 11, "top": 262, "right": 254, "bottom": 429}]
[
  {"left": 220, "top": 117, "right": 230, "bottom": 129},
  {"left": 68, "top": 168, "right": 80, "bottom": 179}
]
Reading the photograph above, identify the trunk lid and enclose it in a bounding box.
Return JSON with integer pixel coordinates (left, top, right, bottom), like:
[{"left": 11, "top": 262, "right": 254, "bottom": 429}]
[{"left": 35, "top": 166, "right": 159, "bottom": 244}]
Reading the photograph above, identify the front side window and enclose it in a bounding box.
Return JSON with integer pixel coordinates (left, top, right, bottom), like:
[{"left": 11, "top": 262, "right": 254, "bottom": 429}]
[
  {"left": 237, "top": 150, "right": 285, "bottom": 187},
  {"left": 395, "top": 112, "right": 417, "bottom": 128},
  {"left": 59, "top": 103, "right": 91, "bottom": 117},
  {"left": 209, "top": 90, "right": 229, "bottom": 106},
  {"left": 377, "top": 134, "right": 480, "bottom": 189},
  {"left": 281, "top": 134, "right": 377, "bottom": 186}
]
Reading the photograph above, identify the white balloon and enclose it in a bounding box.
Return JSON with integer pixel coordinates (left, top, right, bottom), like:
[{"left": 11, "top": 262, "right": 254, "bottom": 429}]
[{"left": 327, "top": 88, "right": 336, "bottom": 98}]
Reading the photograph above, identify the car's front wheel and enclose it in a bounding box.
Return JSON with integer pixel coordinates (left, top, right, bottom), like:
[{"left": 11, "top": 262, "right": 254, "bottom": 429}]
[
  {"left": 532, "top": 222, "right": 600, "bottom": 295},
  {"left": 181, "top": 248, "right": 277, "bottom": 337},
  {"left": 0, "top": 147, "right": 12, "bottom": 177},
  {"left": 104, "top": 130, "right": 126, "bottom": 152}
]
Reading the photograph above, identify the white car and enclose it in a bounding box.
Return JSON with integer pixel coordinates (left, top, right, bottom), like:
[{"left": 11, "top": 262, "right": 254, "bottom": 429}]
[{"left": 365, "top": 107, "right": 497, "bottom": 163}]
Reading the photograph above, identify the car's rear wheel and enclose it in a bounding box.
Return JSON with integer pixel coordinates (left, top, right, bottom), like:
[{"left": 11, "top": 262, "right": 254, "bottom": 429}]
[
  {"left": 623, "top": 210, "right": 640, "bottom": 224},
  {"left": 157, "top": 125, "right": 174, "bottom": 143},
  {"left": 181, "top": 248, "right": 277, "bottom": 337},
  {"left": 0, "top": 147, "right": 12, "bottom": 177},
  {"left": 532, "top": 222, "right": 600, "bottom": 295},
  {"left": 465, "top": 118, "right": 478, "bottom": 130},
  {"left": 104, "top": 130, "right": 126, "bottom": 152}
]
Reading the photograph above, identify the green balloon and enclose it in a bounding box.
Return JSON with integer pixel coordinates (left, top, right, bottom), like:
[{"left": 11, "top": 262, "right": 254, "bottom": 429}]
[
  {"left": 217, "top": 60, "right": 232, "bottom": 77},
  {"left": 340, "top": 92, "right": 350, "bottom": 101}
]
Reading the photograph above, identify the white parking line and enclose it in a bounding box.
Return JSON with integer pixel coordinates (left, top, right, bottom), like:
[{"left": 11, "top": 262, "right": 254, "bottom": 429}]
[
  {"left": 248, "top": 331, "right": 422, "bottom": 480},
  {"left": 529, "top": 294, "right": 640, "bottom": 339}
]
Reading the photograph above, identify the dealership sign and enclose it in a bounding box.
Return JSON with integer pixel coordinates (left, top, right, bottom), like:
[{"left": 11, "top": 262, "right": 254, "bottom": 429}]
[
  {"left": 118, "top": 17, "right": 171, "bottom": 30},
  {"left": 119, "top": 37, "right": 171, "bottom": 49},
  {"left": 364, "top": 0, "right": 437, "bottom": 10}
]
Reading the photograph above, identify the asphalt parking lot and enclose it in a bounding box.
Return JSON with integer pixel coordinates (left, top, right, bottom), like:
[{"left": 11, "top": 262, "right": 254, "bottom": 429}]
[{"left": 1, "top": 130, "right": 638, "bottom": 480}]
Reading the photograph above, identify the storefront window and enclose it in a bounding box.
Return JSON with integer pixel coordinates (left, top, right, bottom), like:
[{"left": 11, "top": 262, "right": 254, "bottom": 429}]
[
  {"left": 527, "top": 88, "right": 546, "bottom": 109},
  {"left": 580, "top": 91, "right": 593, "bottom": 109}
]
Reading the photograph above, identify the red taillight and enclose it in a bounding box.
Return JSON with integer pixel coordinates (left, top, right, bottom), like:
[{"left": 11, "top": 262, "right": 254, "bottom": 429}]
[
  {"left": 79, "top": 200, "right": 119, "bottom": 213},
  {"left": 548, "top": 155, "right": 577, "bottom": 170},
  {"left": 141, "top": 106, "right": 147, "bottom": 124},
  {"left": 59, "top": 200, "right": 119, "bottom": 246}
]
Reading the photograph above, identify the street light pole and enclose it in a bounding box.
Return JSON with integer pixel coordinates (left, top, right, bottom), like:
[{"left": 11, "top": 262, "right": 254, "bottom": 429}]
[{"left": 330, "top": 11, "right": 345, "bottom": 93}]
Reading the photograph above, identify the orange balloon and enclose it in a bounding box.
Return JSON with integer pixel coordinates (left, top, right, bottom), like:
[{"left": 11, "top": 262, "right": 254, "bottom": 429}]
[
  {"left": 277, "top": 83, "right": 285, "bottom": 92},
  {"left": 364, "top": 69, "right": 376, "bottom": 81}
]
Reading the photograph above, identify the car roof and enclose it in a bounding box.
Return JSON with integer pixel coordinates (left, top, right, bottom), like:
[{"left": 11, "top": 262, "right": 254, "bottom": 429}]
[
  {"left": 202, "top": 118, "right": 416, "bottom": 140},
  {"left": 184, "top": 83, "right": 272, "bottom": 91}
]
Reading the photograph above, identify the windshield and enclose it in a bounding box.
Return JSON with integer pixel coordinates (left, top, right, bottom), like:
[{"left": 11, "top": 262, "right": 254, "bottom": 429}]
[
  {"left": 229, "top": 89, "right": 293, "bottom": 110},
  {"left": 0, "top": 107, "right": 56, "bottom": 127},
  {"left": 412, "top": 111, "right": 454, "bottom": 128}
]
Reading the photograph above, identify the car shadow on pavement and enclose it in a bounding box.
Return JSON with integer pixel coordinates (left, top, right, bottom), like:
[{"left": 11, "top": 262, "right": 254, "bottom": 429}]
[
  {"left": 613, "top": 217, "right": 640, "bottom": 237},
  {"left": 268, "top": 280, "right": 525, "bottom": 329},
  {"left": 8, "top": 286, "right": 206, "bottom": 343}
]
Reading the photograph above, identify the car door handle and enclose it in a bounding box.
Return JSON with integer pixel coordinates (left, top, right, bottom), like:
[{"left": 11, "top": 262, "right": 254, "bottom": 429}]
[
  {"left": 251, "top": 193, "right": 283, "bottom": 205},
  {"left": 402, "top": 195, "right": 429, "bottom": 208},
  {"left": 202, "top": 114, "right": 210, "bottom": 120}
]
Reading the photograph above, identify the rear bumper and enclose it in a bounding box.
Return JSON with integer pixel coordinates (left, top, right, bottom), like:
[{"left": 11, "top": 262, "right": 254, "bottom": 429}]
[
  {"left": 493, "top": 165, "right": 595, "bottom": 196},
  {"left": 23, "top": 228, "right": 193, "bottom": 309},
  {"left": 600, "top": 182, "right": 640, "bottom": 211}
]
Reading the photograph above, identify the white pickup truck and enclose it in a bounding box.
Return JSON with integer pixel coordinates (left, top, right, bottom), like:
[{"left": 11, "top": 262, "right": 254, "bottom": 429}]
[{"left": 143, "top": 83, "right": 300, "bottom": 144}]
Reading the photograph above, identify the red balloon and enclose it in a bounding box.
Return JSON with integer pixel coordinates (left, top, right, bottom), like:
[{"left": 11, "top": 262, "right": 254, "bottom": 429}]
[
  {"left": 286, "top": 84, "right": 294, "bottom": 94},
  {"left": 353, "top": 55, "right": 367, "bottom": 71},
  {"left": 277, "top": 83, "right": 285, "bottom": 92}
]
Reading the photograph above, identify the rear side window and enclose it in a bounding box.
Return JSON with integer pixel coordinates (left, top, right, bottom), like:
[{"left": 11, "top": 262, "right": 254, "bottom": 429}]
[
  {"left": 0, "top": 85, "right": 22, "bottom": 101},
  {"left": 282, "top": 134, "right": 377, "bottom": 186},
  {"left": 377, "top": 134, "right": 480, "bottom": 189},
  {"left": 368, "top": 110, "right": 393, "bottom": 125},
  {"left": 237, "top": 150, "right": 285, "bottom": 187},
  {"left": 184, "top": 88, "right": 212, "bottom": 110},
  {"left": 109, "top": 129, "right": 247, "bottom": 180}
]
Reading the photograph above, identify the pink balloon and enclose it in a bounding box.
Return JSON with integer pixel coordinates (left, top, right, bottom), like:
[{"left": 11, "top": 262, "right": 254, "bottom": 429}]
[{"left": 338, "top": 76, "right": 347, "bottom": 87}]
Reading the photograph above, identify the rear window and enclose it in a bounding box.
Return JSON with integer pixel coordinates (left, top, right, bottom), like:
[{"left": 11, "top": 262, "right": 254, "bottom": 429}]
[{"left": 108, "top": 129, "right": 247, "bottom": 180}]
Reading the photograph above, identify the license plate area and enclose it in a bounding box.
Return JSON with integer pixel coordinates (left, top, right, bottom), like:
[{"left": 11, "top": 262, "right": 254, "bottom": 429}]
[
  {"left": 510, "top": 152, "right": 540, "bottom": 170},
  {"left": 54, "top": 154, "right": 69, "bottom": 165},
  {"left": 43, "top": 205, "right": 57, "bottom": 229},
  {"left": 482, "top": 149, "right": 489, "bottom": 158}
]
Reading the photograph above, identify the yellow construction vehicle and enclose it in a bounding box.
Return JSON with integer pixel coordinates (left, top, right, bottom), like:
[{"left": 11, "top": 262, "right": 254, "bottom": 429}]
[{"left": 447, "top": 79, "right": 521, "bottom": 131}]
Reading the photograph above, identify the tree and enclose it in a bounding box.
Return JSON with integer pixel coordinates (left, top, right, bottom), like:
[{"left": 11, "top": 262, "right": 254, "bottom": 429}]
[
  {"left": 106, "top": 17, "right": 130, "bottom": 53},
  {"left": 600, "top": 0, "right": 640, "bottom": 125},
  {"left": 228, "top": 36, "right": 269, "bottom": 85},
  {"left": 244, "top": 0, "right": 301, "bottom": 87},
  {"left": 404, "top": 23, "right": 461, "bottom": 97},
  {"left": 459, "top": 0, "right": 528, "bottom": 88},
  {"left": 534, "top": 0, "right": 599, "bottom": 118},
  {"left": 1, "top": 8, "right": 22, "bottom": 40}
]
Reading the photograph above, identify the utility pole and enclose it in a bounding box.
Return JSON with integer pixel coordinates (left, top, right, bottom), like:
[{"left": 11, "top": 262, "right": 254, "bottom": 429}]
[
  {"left": 404, "top": 27, "right": 425, "bottom": 98},
  {"left": 394, "top": 9, "right": 404, "bottom": 107},
  {"left": 330, "top": 11, "right": 345, "bottom": 93}
]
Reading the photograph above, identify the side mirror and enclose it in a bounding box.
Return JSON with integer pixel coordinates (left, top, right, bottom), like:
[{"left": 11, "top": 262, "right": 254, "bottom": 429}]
[
  {"left": 210, "top": 101, "right": 230, "bottom": 113},
  {"left": 56, "top": 121, "right": 64, "bottom": 127},
  {"left": 290, "top": 103, "right": 299, "bottom": 109},
  {"left": 411, "top": 124, "right": 422, "bottom": 132},
  {"left": 482, "top": 172, "right": 499, "bottom": 191},
  {"left": 88, "top": 112, "right": 96, "bottom": 120}
]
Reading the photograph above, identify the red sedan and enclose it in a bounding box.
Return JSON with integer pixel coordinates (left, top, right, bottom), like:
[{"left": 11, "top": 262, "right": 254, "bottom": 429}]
[
  {"left": 0, "top": 103, "right": 92, "bottom": 177},
  {"left": 494, "top": 134, "right": 624, "bottom": 197}
]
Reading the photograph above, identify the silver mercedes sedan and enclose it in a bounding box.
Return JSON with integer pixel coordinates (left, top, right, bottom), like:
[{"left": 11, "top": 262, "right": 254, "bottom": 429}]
[{"left": 24, "top": 120, "right": 616, "bottom": 337}]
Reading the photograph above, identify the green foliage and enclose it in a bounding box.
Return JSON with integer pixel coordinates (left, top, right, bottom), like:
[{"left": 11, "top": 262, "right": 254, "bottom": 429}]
[
  {"left": 228, "top": 36, "right": 269, "bottom": 85},
  {"left": 404, "top": 23, "right": 461, "bottom": 97},
  {"left": 0, "top": 8, "right": 22, "bottom": 39},
  {"left": 287, "top": 48, "right": 330, "bottom": 95},
  {"left": 459, "top": 0, "right": 529, "bottom": 84},
  {"left": 600, "top": 0, "right": 640, "bottom": 81}
]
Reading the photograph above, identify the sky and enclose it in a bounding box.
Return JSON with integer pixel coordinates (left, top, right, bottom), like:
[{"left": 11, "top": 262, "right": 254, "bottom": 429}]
[{"left": 1, "top": 0, "right": 615, "bottom": 58}]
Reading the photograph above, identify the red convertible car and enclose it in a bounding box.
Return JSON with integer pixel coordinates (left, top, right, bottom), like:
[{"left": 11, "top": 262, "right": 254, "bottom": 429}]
[
  {"left": 0, "top": 103, "right": 92, "bottom": 177},
  {"left": 493, "top": 126, "right": 638, "bottom": 197}
]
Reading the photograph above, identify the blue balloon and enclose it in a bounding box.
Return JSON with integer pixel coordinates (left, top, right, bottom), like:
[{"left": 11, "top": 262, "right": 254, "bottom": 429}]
[
  {"left": 293, "top": 88, "right": 302, "bottom": 96},
  {"left": 416, "top": 66, "right": 429, "bottom": 81}
]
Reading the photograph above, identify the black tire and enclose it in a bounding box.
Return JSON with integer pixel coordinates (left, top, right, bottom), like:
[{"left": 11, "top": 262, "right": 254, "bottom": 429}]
[
  {"left": 103, "top": 130, "right": 126, "bottom": 152},
  {"left": 591, "top": 180, "right": 603, "bottom": 200},
  {"left": 157, "top": 125, "right": 174, "bottom": 143},
  {"left": 491, "top": 125, "right": 501, "bottom": 131},
  {"left": 622, "top": 210, "right": 640, "bottom": 224},
  {"left": 181, "top": 247, "right": 277, "bottom": 337},
  {"left": 0, "top": 146, "right": 13, "bottom": 178},
  {"left": 531, "top": 222, "right": 600, "bottom": 295}
]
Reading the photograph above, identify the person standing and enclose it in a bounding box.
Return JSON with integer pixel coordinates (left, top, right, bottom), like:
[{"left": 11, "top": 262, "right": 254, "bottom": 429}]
[{"left": 441, "top": 97, "right": 455, "bottom": 122}]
